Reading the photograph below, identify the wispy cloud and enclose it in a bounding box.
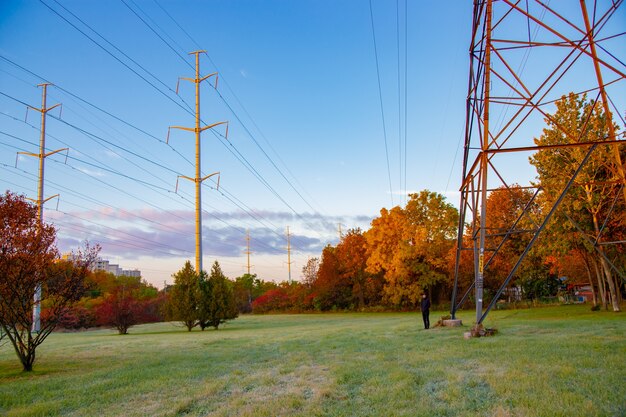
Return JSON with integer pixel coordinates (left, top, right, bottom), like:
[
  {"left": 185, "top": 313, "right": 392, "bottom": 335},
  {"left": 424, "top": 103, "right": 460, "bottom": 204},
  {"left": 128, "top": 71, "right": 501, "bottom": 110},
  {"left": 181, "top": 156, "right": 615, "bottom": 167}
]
[
  {"left": 76, "top": 167, "right": 105, "bottom": 177},
  {"left": 50, "top": 208, "right": 373, "bottom": 261}
]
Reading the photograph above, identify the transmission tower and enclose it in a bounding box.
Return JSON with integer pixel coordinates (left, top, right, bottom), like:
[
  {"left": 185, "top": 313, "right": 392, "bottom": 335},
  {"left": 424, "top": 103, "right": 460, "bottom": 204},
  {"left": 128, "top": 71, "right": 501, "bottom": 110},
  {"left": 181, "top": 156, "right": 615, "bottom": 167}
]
[
  {"left": 169, "top": 50, "right": 228, "bottom": 274},
  {"left": 18, "top": 83, "right": 67, "bottom": 333},
  {"left": 286, "top": 226, "right": 293, "bottom": 283},
  {"left": 245, "top": 229, "right": 253, "bottom": 275},
  {"left": 450, "top": 0, "right": 626, "bottom": 327}
]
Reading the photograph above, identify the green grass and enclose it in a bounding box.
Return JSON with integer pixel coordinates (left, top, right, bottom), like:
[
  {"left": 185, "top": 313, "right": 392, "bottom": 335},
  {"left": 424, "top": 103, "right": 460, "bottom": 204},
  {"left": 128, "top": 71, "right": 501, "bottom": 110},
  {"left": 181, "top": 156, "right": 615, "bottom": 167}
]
[{"left": 0, "top": 305, "right": 624, "bottom": 416}]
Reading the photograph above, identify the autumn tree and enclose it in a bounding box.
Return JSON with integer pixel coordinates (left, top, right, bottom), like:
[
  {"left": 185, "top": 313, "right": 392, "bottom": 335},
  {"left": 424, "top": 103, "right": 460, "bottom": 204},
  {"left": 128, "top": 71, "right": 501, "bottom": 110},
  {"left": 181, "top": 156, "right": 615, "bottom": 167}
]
[
  {"left": 166, "top": 261, "right": 199, "bottom": 331},
  {"left": 336, "top": 228, "right": 370, "bottom": 309},
  {"left": 96, "top": 287, "right": 143, "bottom": 335},
  {"left": 198, "top": 261, "right": 238, "bottom": 330},
  {"left": 364, "top": 206, "right": 408, "bottom": 305},
  {"left": 481, "top": 185, "right": 558, "bottom": 301},
  {"left": 301, "top": 257, "right": 319, "bottom": 289},
  {"left": 313, "top": 245, "right": 352, "bottom": 310},
  {"left": 529, "top": 93, "right": 624, "bottom": 311},
  {"left": 365, "top": 191, "right": 458, "bottom": 307},
  {"left": 0, "top": 191, "right": 99, "bottom": 371}
]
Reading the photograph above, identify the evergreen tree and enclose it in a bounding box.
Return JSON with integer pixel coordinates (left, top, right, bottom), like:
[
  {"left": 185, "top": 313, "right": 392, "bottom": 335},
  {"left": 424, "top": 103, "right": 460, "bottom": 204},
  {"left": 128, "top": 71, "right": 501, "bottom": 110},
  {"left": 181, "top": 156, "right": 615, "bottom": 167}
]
[
  {"left": 201, "top": 261, "right": 238, "bottom": 330},
  {"left": 166, "top": 261, "right": 199, "bottom": 331}
]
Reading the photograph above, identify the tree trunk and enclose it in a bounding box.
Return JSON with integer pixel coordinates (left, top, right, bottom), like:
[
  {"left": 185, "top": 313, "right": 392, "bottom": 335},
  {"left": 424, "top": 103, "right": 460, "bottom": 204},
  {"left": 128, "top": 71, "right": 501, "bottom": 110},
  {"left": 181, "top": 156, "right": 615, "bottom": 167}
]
[
  {"left": 592, "top": 213, "right": 619, "bottom": 311},
  {"left": 613, "top": 273, "right": 622, "bottom": 304},
  {"left": 593, "top": 258, "right": 607, "bottom": 310},
  {"left": 599, "top": 256, "right": 620, "bottom": 312},
  {"left": 17, "top": 344, "right": 35, "bottom": 372},
  {"left": 582, "top": 255, "right": 597, "bottom": 307},
  {"left": 356, "top": 276, "right": 365, "bottom": 310}
]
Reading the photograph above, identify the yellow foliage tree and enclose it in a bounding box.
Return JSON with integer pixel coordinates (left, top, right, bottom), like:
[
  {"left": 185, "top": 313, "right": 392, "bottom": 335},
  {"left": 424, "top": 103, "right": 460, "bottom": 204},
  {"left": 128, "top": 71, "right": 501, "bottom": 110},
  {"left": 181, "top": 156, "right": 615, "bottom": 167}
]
[{"left": 365, "top": 191, "right": 458, "bottom": 307}]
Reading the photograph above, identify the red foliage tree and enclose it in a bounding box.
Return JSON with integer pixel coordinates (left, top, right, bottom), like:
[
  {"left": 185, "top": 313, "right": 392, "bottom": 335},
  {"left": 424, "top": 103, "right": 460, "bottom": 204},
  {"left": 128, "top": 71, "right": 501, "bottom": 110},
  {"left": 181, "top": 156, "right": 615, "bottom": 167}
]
[
  {"left": 96, "top": 288, "right": 145, "bottom": 334},
  {"left": 251, "top": 287, "right": 291, "bottom": 313},
  {"left": 313, "top": 245, "right": 352, "bottom": 310},
  {"left": 0, "top": 191, "right": 99, "bottom": 371}
]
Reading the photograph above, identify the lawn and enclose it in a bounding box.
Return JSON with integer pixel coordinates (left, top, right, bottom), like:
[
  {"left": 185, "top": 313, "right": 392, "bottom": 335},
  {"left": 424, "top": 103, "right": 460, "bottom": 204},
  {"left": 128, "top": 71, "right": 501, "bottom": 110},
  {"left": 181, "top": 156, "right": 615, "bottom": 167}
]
[{"left": 0, "top": 305, "right": 624, "bottom": 416}]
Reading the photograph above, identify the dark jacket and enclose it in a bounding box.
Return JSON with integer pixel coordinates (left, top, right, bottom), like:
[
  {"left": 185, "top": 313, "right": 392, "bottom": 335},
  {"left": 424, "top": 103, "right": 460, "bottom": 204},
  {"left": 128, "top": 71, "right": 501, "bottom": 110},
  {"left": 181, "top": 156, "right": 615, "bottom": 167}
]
[{"left": 420, "top": 297, "right": 431, "bottom": 312}]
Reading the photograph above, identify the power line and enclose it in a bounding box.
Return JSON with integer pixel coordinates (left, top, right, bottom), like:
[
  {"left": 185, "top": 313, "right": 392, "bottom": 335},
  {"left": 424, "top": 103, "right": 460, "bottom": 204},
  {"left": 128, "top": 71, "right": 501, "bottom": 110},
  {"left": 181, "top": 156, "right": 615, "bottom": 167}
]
[
  {"left": 403, "top": 0, "right": 408, "bottom": 205},
  {"left": 368, "top": 0, "right": 394, "bottom": 208},
  {"left": 0, "top": 91, "right": 310, "bottom": 254},
  {"left": 0, "top": 55, "right": 197, "bottom": 169},
  {"left": 1, "top": 105, "right": 309, "bottom": 255},
  {"left": 33, "top": 2, "right": 330, "bottom": 237},
  {"left": 120, "top": 0, "right": 193, "bottom": 71},
  {"left": 39, "top": 0, "right": 194, "bottom": 116},
  {"left": 152, "top": 0, "right": 326, "bottom": 214}
]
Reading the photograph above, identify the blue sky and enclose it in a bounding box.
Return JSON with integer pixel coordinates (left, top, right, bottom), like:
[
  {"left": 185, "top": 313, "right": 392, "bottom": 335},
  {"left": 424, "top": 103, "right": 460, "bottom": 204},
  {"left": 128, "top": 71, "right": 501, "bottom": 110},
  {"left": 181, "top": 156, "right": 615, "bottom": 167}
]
[{"left": 1, "top": 1, "right": 623, "bottom": 287}]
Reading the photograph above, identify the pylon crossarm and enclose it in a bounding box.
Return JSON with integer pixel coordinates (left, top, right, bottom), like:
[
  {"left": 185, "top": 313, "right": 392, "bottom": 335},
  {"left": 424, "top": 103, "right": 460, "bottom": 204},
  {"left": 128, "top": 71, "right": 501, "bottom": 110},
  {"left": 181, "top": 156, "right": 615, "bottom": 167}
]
[
  {"left": 176, "top": 77, "right": 195, "bottom": 94},
  {"left": 170, "top": 125, "right": 195, "bottom": 133},
  {"left": 199, "top": 72, "right": 218, "bottom": 84},
  {"left": 175, "top": 175, "right": 195, "bottom": 193},
  {"left": 24, "top": 193, "right": 59, "bottom": 206},
  {"left": 16, "top": 151, "right": 39, "bottom": 166},
  {"left": 46, "top": 103, "right": 62, "bottom": 115},
  {"left": 167, "top": 126, "right": 192, "bottom": 143},
  {"left": 199, "top": 121, "right": 228, "bottom": 137},
  {"left": 461, "top": 139, "right": 626, "bottom": 192},
  {"left": 42, "top": 194, "right": 59, "bottom": 204},
  {"left": 43, "top": 147, "right": 68, "bottom": 159},
  {"left": 199, "top": 171, "right": 219, "bottom": 185}
]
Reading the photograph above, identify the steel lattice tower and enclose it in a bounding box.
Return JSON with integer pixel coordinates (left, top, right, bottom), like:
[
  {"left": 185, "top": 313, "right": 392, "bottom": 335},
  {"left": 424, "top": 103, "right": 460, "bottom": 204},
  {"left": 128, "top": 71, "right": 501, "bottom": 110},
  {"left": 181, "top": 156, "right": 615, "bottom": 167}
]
[{"left": 450, "top": 0, "right": 626, "bottom": 325}]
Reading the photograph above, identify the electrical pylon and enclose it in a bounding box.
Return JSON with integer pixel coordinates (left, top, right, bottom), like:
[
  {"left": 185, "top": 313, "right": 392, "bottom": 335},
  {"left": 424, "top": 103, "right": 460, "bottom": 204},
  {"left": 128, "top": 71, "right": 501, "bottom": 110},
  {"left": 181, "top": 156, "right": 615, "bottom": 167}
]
[
  {"left": 18, "top": 83, "right": 68, "bottom": 333},
  {"left": 450, "top": 0, "right": 626, "bottom": 326},
  {"left": 169, "top": 50, "right": 228, "bottom": 274},
  {"left": 245, "top": 229, "right": 253, "bottom": 275},
  {"left": 286, "top": 226, "right": 293, "bottom": 283}
]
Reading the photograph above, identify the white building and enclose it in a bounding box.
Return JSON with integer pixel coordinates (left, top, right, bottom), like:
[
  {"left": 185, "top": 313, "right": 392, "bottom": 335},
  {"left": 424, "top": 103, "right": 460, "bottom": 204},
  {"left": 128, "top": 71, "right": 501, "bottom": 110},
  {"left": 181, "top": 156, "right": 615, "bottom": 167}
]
[{"left": 75, "top": 255, "right": 141, "bottom": 278}]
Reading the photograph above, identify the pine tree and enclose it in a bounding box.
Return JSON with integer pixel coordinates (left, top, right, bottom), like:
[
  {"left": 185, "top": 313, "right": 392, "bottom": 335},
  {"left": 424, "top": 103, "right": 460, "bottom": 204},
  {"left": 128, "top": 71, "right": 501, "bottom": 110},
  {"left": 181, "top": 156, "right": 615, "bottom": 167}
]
[
  {"left": 167, "top": 261, "right": 199, "bottom": 331},
  {"left": 200, "top": 261, "right": 238, "bottom": 330}
]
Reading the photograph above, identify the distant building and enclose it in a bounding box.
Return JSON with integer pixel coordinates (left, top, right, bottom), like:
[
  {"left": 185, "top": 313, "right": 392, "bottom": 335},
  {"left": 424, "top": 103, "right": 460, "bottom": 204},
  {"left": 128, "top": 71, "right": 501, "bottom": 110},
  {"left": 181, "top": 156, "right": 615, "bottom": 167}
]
[
  {"left": 120, "top": 269, "right": 141, "bottom": 278},
  {"left": 63, "top": 254, "right": 141, "bottom": 278}
]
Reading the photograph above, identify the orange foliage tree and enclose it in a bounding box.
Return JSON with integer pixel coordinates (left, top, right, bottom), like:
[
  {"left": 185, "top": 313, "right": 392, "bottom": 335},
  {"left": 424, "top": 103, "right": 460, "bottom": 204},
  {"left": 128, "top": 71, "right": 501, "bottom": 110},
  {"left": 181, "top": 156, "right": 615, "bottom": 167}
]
[{"left": 365, "top": 191, "right": 458, "bottom": 307}]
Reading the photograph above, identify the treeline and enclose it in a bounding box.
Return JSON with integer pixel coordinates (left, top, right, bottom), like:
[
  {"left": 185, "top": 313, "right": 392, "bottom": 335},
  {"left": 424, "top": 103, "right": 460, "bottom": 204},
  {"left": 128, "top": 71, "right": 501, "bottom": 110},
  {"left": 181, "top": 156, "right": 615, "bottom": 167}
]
[
  {"left": 57, "top": 260, "right": 244, "bottom": 334},
  {"left": 249, "top": 93, "right": 626, "bottom": 313},
  {"left": 51, "top": 92, "right": 626, "bottom": 321},
  {"left": 249, "top": 190, "right": 566, "bottom": 313}
]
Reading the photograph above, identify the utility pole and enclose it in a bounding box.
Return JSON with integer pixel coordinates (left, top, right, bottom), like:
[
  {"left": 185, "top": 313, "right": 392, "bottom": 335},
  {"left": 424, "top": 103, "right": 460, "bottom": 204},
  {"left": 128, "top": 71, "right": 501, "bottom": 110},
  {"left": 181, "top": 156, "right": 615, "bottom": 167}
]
[
  {"left": 18, "top": 83, "right": 67, "bottom": 333},
  {"left": 245, "top": 229, "right": 252, "bottom": 275},
  {"left": 338, "top": 223, "right": 343, "bottom": 241},
  {"left": 286, "top": 226, "right": 293, "bottom": 283},
  {"left": 169, "top": 50, "right": 227, "bottom": 274}
]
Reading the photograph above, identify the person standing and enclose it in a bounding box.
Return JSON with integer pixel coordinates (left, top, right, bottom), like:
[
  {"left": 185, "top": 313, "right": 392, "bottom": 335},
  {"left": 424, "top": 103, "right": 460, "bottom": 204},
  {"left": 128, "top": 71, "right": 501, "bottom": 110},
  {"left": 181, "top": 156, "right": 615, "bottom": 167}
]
[{"left": 420, "top": 293, "right": 431, "bottom": 329}]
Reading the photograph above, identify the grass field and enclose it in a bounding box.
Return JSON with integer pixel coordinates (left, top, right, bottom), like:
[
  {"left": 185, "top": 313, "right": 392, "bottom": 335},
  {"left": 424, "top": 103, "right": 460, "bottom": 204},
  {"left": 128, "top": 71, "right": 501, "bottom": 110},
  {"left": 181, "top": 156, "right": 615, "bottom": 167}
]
[{"left": 0, "top": 305, "right": 624, "bottom": 417}]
